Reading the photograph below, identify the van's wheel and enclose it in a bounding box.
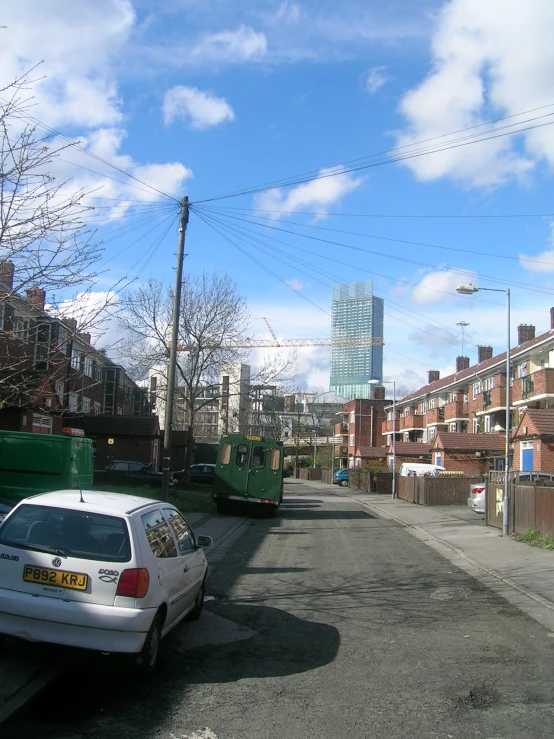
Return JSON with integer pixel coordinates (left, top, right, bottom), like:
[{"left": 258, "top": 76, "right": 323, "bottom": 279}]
[
  {"left": 186, "top": 578, "right": 206, "bottom": 621},
  {"left": 217, "top": 500, "right": 229, "bottom": 514},
  {"left": 137, "top": 613, "right": 162, "bottom": 672},
  {"left": 340, "top": 479, "right": 348, "bottom": 487}
]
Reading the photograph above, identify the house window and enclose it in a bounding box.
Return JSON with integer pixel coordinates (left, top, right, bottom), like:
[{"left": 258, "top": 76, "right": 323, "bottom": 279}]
[
  {"left": 450, "top": 422, "right": 457, "bottom": 432},
  {"left": 428, "top": 427, "right": 436, "bottom": 440},
  {"left": 55, "top": 381, "right": 64, "bottom": 400},
  {"left": 428, "top": 398, "right": 436, "bottom": 409},
  {"left": 82, "top": 397, "right": 91, "bottom": 413},
  {"left": 68, "top": 393, "right": 78, "bottom": 412},
  {"left": 485, "top": 415, "right": 491, "bottom": 432},
  {"left": 517, "top": 363, "right": 528, "bottom": 379},
  {"left": 31, "top": 414, "right": 52, "bottom": 434},
  {"left": 83, "top": 355, "right": 93, "bottom": 378},
  {"left": 484, "top": 376, "right": 495, "bottom": 391},
  {"left": 403, "top": 432, "right": 409, "bottom": 441},
  {"left": 472, "top": 382, "right": 481, "bottom": 399},
  {"left": 71, "top": 348, "right": 80, "bottom": 370},
  {"left": 349, "top": 411, "right": 355, "bottom": 423},
  {"left": 0, "top": 303, "right": 4, "bottom": 332},
  {"left": 349, "top": 434, "right": 354, "bottom": 447},
  {"left": 12, "top": 314, "right": 30, "bottom": 342},
  {"left": 94, "top": 363, "right": 103, "bottom": 382},
  {"left": 403, "top": 408, "right": 410, "bottom": 417},
  {"left": 472, "top": 418, "right": 479, "bottom": 433},
  {"left": 57, "top": 327, "right": 68, "bottom": 354}
]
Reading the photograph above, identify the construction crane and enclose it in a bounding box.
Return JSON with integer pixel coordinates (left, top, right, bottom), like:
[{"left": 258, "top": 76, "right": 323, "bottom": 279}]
[{"left": 168, "top": 316, "right": 384, "bottom": 350}]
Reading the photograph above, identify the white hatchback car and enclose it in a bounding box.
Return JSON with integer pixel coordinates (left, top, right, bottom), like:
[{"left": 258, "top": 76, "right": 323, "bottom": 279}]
[{"left": 0, "top": 491, "right": 212, "bottom": 670}]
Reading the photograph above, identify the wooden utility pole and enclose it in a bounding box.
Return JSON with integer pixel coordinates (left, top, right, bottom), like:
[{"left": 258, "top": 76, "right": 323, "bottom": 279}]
[{"left": 161, "top": 196, "right": 189, "bottom": 501}]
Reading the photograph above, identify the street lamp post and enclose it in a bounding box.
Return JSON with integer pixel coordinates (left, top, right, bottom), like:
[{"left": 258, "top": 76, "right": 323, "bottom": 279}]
[
  {"left": 457, "top": 283, "right": 511, "bottom": 536},
  {"left": 369, "top": 379, "right": 397, "bottom": 499}
]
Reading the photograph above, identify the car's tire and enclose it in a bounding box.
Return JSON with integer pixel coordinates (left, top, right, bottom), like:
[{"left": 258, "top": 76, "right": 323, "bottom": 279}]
[
  {"left": 136, "top": 612, "right": 162, "bottom": 672},
  {"left": 340, "top": 479, "right": 349, "bottom": 487},
  {"left": 186, "top": 578, "right": 206, "bottom": 621}
]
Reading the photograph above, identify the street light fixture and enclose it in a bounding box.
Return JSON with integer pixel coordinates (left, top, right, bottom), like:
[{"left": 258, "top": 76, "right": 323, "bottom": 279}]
[
  {"left": 457, "top": 283, "right": 511, "bottom": 536},
  {"left": 368, "top": 379, "right": 397, "bottom": 499}
]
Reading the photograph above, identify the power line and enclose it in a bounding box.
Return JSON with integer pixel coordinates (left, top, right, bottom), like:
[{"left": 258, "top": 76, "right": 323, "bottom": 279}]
[{"left": 192, "top": 105, "right": 554, "bottom": 204}]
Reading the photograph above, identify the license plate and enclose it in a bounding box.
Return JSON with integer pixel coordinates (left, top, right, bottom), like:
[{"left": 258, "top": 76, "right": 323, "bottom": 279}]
[{"left": 23, "top": 565, "right": 88, "bottom": 591}]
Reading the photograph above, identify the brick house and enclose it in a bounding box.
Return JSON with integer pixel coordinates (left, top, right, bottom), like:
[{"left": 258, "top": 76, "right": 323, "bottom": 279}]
[
  {"left": 387, "top": 441, "right": 433, "bottom": 471},
  {"left": 0, "top": 261, "right": 150, "bottom": 434},
  {"left": 431, "top": 432, "right": 505, "bottom": 475},
  {"left": 336, "top": 395, "right": 390, "bottom": 468},
  {"left": 381, "top": 307, "right": 554, "bottom": 461},
  {"left": 355, "top": 446, "right": 389, "bottom": 470},
  {"left": 512, "top": 409, "right": 554, "bottom": 473}
]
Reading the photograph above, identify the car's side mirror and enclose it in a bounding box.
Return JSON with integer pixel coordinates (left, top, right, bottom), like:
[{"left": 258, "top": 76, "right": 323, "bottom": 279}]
[{"left": 196, "top": 535, "right": 213, "bottom": 548}]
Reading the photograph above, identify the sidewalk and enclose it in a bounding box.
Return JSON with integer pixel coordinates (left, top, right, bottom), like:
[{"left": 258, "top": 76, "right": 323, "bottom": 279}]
[
  {"left": 304, "top": 480, "right": 554, "bottom": 632},
  {"left": 0, "top": 508, "right": 247, "bottom": 724}
]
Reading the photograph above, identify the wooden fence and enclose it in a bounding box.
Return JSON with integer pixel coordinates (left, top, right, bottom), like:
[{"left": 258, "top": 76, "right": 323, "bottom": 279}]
[
  {"left": 486, "top": 476, "right": 554, "bottom": 536},
  {"left": 398, "top": 475, "right": 483, "bottom": 506}
]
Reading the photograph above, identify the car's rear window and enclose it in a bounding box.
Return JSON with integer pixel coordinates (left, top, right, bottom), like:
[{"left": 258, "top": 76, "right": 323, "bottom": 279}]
[{"left": 0, "top": 504, "right": 131, "bottom": 562}]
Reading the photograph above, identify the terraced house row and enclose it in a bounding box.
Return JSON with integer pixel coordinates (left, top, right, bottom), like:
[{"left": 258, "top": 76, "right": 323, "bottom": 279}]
[{"left": 381, "top": 307, "right": 554, "bottom": 473}]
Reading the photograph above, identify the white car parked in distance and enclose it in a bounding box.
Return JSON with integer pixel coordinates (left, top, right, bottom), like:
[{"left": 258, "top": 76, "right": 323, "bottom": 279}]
[{"left": 0, "top": 490, "right": 212, "bottom": 670}]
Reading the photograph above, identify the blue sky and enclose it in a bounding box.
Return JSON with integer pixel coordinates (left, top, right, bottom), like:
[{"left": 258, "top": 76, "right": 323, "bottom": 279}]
[{"left": 3, "top": 0, "right": 554, "bottom": 393}]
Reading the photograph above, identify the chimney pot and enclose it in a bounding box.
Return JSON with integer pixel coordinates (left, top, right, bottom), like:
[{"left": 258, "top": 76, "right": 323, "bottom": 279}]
[
  {"left": 77, "top": 332, "right": 91, "bottom": 345},
  {"left": 63, "top": 318, "right": 78, "bottom": 332},
  {"left": 373, "top": 385, "right": 385, "bottom": 400},
  {"left": 0, "top": 261, "right": 15, "bottom": 290},
  {"left": 517, "top": 324, "right": 535, "bottom": 345},
  {"left": 26, "top": 287, "right": 46, "bottom": 311},
  {"left": 456, "top": 356, "right": 470, "bottom": 373},
  {"left": 428, "top": 370, "right": 440, "bottom": 384},
  {"left": 478, "top": 345, "right": 493, "bottom": 363}
]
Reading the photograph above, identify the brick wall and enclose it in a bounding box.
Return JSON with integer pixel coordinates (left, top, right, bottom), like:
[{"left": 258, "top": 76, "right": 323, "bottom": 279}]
[
  {"left": 344, "top": 399, "right": 388, "bottom": 456},
  {"left": 439, "top": 451, "right": 491, "bottom": 476}
]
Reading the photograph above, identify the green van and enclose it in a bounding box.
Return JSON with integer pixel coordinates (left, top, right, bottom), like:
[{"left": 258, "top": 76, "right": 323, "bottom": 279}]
[
  {"left": 212, "top": 433, "right": 284, "bottom": 514},
  {"left": 0, "top": 429, "right": 94, "bottom": 507}
]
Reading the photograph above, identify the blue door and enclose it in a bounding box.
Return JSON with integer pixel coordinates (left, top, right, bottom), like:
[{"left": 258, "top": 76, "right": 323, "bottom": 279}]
[{"left": 521, "top": 446, "right": 533, "bottom": 471}]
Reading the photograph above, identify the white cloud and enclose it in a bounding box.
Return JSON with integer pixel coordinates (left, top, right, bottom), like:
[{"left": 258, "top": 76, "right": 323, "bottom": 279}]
[
  {"left": 519, "top": 223, "right": 554, "bottom": 272},
  {"left": 274, "top": 1, "right": 302, "bottom": 25},
  {"left": 0, "top": 1, "right": 134, "bottom": 128},
  {"left": 411, "top": 268, "right": 478, "bottom": 305},
  {"left": 284, "top": 278, "right": 306, "bottom": 291},
  {"left": 191, "top": 25, "right": 267, "bottom": 65},
  {"left": 396, "top": 0, "right": 554, "bottom": 188},
  {"left": 254, "top": 166, "right": 364, "bottom": 217},
  {"left": 163, "top": 86, "right": 236, "bottom": 129},
  {"left": 363, "top": 66, "right": 390, "bottom": 93}
]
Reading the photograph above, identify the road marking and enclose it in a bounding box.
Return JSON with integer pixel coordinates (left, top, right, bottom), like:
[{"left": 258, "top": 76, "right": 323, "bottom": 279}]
[{"left": 171, "top": 729, "right": 218, "bottom": 739}]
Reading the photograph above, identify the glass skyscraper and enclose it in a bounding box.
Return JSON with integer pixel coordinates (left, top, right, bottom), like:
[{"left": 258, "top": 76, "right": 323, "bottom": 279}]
[{"left": 329, "top": 280, "right": 384, "bottom": 400}]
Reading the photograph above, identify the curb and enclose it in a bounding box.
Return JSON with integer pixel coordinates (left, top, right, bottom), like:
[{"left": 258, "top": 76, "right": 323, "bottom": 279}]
[
  {"left": 0, "top": 665, "right": 59, "bottom": 725},
  {"left": 344, "top": 491, "right": 554, "bottom": 627}
]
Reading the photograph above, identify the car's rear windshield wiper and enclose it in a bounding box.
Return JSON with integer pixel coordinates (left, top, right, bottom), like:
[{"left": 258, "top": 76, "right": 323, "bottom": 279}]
[{"left": 1, "top": 541, "right": 66, "bottom": 557}]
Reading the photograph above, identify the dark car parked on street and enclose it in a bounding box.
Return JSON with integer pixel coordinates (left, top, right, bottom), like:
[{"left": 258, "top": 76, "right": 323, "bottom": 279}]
[
  {"left": 173, "top": 464, "right": 216, "bottom": 485},
  {"left": 94, "top": 460, "right": 172, "bottom": 488}
]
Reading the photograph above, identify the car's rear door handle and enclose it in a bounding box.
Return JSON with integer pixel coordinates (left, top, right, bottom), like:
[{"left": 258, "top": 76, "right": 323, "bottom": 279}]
[{"left": 183, "top": 565, "right": 189, "bottom": 573}]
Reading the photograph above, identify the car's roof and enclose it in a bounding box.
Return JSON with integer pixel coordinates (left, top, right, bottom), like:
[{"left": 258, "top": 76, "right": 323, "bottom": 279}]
[{"left": 21, "top": 490, "right": 165, "bottom": 515}]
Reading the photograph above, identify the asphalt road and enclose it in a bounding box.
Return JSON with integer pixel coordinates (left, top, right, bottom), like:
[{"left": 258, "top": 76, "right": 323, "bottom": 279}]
[{"left": 5, "top": 482, "right": 554, "bottom": 738}]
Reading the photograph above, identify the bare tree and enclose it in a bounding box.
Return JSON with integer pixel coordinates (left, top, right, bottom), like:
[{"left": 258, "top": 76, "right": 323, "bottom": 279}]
[
  {"left": 0, "top": 73, "right": 107, "bottom": 407},
  {"left": 118, "top": 274, "right": 294, "bottom": 470}
]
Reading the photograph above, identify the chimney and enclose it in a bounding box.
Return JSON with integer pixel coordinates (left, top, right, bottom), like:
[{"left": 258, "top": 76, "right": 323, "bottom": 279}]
[
  {"left": 0, "top": 261, "right": 15, "bottom": 290},
  {"left": 78, "top": 332, "right": 91, "bottom": 345},
  {"left": 428, "top": 370, "right": 440, "bottom": 384},
  {"left": 517, "top": 324, "right": 535, "bottom": 345},
  {"left": 26, "top": 287, "right": 46, "bottom": 311},
  {"left": 373, "top": 385, "right": 385, "bottom": 400},
  {"left": 551, "top": 307, "right": 554, "bottom": 330},
  {"left": 63, "top": 318, "right": 78, "bottom": 332},
  {"left": 456, "top": 356, "right": 470, "bottom": 373},
  {"left": 478, "top": 345, "right": 493, "bottom": 363}
]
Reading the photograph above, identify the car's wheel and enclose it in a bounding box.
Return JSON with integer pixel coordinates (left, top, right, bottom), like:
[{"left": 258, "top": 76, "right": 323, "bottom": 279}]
[
  {"left": 186, "top": 578, "right": 206, "bottom": 621},
  {"left": 340, "top": 479, "right": 349, "bottom": 487},
  {"left": 137, "top": 613, "right": 162, "bottom": 672}
]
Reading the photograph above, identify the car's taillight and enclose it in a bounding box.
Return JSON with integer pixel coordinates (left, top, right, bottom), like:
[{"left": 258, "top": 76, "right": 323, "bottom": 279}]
[
  {"left": 116, "top": 568, "right": 149, "bottom": 598},
  {"left": 472, "top": 487, "right": 485, "bottom": 495}
]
